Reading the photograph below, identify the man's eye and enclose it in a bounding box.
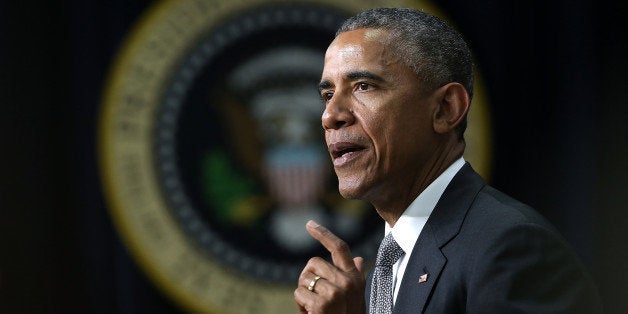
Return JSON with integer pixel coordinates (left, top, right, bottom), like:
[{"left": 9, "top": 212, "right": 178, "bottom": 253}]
[
  {"left": 358, "top": 82, "right": 370, "bottom": 91},
  {"left": 322, "top": 92, "right": 334, "bottom": 102}
]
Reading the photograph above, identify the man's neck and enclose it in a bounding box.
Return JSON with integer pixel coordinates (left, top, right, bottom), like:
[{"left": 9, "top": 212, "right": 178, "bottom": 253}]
[{"left": 376, "top": 141, "right": 465, "bottom": 227}]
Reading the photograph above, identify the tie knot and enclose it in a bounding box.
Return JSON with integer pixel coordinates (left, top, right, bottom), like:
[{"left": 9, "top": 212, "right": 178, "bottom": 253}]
[{"left": 375, "top": 233, "right": 405, "bottom": 267}]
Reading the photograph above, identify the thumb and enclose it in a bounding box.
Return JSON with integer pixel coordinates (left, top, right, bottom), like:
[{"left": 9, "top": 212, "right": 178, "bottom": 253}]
[{"left": 353, "top": 256, "right": 365, "bottom": 275}]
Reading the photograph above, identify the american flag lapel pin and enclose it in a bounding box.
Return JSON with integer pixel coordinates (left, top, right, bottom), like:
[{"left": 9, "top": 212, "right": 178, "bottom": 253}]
[{"left": 418, "top": 273, "right": 428, "bottom": 283}]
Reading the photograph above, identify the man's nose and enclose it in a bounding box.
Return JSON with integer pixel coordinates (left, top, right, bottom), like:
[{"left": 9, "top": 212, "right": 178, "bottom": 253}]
[{"left": 321, "top": 96, "right": 355, "bottom": 130}]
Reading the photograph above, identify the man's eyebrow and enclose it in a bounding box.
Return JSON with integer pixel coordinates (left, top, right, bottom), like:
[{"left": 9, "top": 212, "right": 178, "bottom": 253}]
[
  {"left": 318, "top": 71, "right": 385, "bottom": 93},
  {"left": 318, "top": 80, "right": 332, "bottom": 93},
  {"left": 346, "top": 71, "right": 384, "bottom": 82}
]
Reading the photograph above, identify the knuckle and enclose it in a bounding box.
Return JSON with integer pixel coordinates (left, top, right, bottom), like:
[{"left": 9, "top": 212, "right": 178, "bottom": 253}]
[
  {"left": 328, "top": 287, "right": 346, "bottom": 300},
  {"left": 306, "top": 256, "right": 324, "bottom": 267},
  {"left": 303, "top": 257, "right": 322, "bottom": 272},
  {"left": 298, "top": 271, "right": 308, "bottom": 283},
  {"left": 336, "top": 276, "right": 351, "bottom": 289}
]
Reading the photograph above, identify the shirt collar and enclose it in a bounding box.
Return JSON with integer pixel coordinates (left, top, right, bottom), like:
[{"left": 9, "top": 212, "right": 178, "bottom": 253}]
[{"left": 385, "top": 157, "right": 466, "bottom": 254}]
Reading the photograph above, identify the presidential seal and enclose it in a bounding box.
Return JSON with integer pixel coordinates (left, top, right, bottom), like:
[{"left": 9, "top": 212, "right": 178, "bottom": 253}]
[{"left": 99, "top": 0, "right": 492, "bottom": 312}]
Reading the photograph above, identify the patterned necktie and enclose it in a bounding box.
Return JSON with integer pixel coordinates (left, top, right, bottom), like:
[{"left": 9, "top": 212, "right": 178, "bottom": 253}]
[{"left": 369, "top": 232, "right": 405, "bottom": 314}]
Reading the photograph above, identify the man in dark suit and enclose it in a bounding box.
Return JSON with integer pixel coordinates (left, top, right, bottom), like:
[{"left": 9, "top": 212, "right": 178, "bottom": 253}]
[{"left": 294, "top": 8, "right": 602, "bottom": 313}]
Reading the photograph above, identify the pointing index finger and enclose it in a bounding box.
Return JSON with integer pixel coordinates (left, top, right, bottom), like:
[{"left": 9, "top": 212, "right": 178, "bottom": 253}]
[{"left": 306, "top": 220, "right": 356, "bottom": 272}]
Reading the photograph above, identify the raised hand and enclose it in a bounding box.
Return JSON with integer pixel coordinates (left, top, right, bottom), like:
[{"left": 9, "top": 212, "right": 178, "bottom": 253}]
[{"left": 294, "top": 220, "right": 366, "bottom": 314}]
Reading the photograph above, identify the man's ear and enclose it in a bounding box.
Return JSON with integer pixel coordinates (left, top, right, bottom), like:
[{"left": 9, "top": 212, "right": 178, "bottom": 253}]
[{"left": 432, "top": 83, "right": 470, "bottom": 134}]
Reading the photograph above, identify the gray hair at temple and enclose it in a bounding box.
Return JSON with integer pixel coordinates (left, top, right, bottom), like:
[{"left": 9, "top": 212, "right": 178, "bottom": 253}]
[{"left": 336, "top": 8, "right": 474, "bottom": 140}]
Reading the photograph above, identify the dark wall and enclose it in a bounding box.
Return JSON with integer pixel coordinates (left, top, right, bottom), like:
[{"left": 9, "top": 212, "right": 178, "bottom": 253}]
[
  {"left": 1, "top": 0, "right": 626, "bottom": 313},
  {"left": 1, "top": 2, "right": 78, "bottom": 312}
]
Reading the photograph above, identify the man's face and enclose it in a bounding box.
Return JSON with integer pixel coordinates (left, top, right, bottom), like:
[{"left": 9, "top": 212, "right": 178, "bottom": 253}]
[{"left": 319, "top": 28, "right": 438, "bottom": 204}]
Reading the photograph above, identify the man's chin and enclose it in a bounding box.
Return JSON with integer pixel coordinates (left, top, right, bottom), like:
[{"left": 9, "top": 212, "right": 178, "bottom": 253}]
[
  {"left": 338, "top": 189, "right": 358, "bottom": 199},
  {"left": 337, "top": 182, "right": 365, "bottom": 200}
]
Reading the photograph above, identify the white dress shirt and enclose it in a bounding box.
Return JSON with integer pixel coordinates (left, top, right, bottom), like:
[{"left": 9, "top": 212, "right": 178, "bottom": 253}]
[{"left": 385, "top": 157, "right": 466, "bottom": 304}]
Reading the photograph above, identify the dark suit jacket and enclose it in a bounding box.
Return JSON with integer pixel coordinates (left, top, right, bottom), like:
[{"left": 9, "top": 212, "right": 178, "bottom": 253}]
[{"left": 366, "top": 163, "right": 602, "bottom": 313}]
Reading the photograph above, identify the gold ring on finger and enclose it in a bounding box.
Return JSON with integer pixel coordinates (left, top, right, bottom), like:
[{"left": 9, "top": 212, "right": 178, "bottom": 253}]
[{"left": 307, "top": 275, "right": 321, "bottom": 292}]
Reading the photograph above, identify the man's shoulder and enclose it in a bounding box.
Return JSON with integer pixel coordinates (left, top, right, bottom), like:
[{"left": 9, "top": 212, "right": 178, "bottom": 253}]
[
  {"left": 469, "top": 184, "right": 557, "bottom": 231},
  {"left": 431, "top": 163, "right": 574, "bottom": 258},
  {"left": 441, "top": 163, "right": 559, "bottom": 237},
  {"left": 423, "top": 166, "right": 602, "bottom": 313},
  {"left": 450, "top": 182, "right": 573, "bottom": 258}
]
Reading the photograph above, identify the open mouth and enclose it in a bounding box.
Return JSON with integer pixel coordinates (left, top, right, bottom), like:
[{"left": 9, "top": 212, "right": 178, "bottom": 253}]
[{"left": 329, "top": 142, "right": 365, "bottom": 160}]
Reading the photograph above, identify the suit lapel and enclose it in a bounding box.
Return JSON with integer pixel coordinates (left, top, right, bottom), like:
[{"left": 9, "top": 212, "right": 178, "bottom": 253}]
[
  {"left": 393, "top": 163, "right": 485, "bottom": 313},
  {"left": 393, "top": 224, "right": 445, "bottom": 313}
]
